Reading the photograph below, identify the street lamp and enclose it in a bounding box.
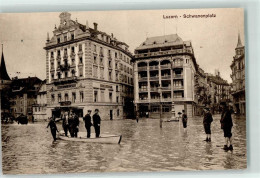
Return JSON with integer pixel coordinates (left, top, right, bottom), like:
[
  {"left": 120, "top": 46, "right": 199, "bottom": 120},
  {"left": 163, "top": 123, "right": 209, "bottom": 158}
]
[{"left": 158, "top": 84, "right": 162, "bottom": 128}]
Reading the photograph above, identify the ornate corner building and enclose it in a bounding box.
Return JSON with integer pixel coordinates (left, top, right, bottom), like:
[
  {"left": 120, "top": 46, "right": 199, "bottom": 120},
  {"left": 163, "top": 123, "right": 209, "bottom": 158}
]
[
  {"left": 133, "top": 34, "right": 198, "bottom": 118},
  {"left": 44, "top": 12, "right": 134, "bottom": 120},
  {"left": 230, "top": 34, "right": 245, "bottom": 115}
]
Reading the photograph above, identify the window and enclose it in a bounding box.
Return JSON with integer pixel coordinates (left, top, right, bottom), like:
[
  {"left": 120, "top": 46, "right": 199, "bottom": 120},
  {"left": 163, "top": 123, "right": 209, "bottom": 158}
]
[
  {"left": 101, "top": 90, "right": 105, "bottom": 102},
  {"left": 79, "top": 57, "right": 83, "bottom": 64},
  {"left": 57, "top": 37, "right": 60, "bottom": 43},
  {"left": 72, "top": 92, "right": 76, "bottom": 103},
  {"left": 79, "top": 67, "right": 83, "bottom": 77},
  {"left": 116, "top": 85, "right": 119, "bottom": 92},
  {"left": 51, "top": 52, "right": 54, "bottom": 57},
  {"left": 116, "top": 96, "right": 119, "bottom": 103},
  {"left": 79, "top": 44, "right": 82, "bottom": 51},
  {"left": 58, "top": 94, "right": 61, "bottom": 102},
  {"left": 71, "top": 70, "right": 75, "bottom": 77},
  {"left": 80, "top": 91, "right": 84, "bottom": 102},
  {"left": 117, "top": 109, "right": 120, "bottom": 116},
  {"left": 94, "top": 56, "right": 97, "bottom": 64},
  {"left": 100, "top": 57, "right": 103, "bottom": 66},
  {"left": 109, "top": 61, "right": 112, "bottom": 68},
  {"left": 64, "top": 35, "right": 67, "bottom": 42},
  {"left": 94, "top": 45, "right": 96, "bottom": 52},
  {"left": 57, "top": 72, "right": 61, "bottom": 79},
  {"left": 115, "top": 52, "right": 117, "bottom": 58},
  {"left": 51, "top": 62, "right": 54, "bottom": 69},
  {"left": 109, "top": 92, "right": 112, "bottom": 102},
  {"left": 51, "top": 94, "right": 55, "bottom": 103},
  {"left": 71, "top": 46, "right": 75, "bottom": 53},
  {"left": 65, "top": 93, "right": 69, "bottom": 101},
  {"left": 71, "top": 33, "right": 74, "bottom": 40},
  {"left": 109, "top": 71, "right": 112, "bottom": 80},
  {"left": 51, "top": 73, "right": 54, "bottom": 80},
  {"left": 65, "top": 72, "right": 68, "bottom": 78},
  {"left": 94, "top": 91, "right": 98, "bottom": 102}
]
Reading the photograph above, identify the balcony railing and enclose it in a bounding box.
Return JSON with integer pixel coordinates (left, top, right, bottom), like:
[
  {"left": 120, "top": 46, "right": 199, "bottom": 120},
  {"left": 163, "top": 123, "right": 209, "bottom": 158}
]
[
  {"left": 173, "top": 97, "right": 185, "bottom": 101},
  {"left": 161, "top": 75, "right": 171, "bottom": 80},
  {"left": 161, "top": 64, "right": 171, "bottom": 69},
  {"left": 162, "top": 98, "right": 172, "bottom": 102},
  {"left": 173, "top": 74, "right": 183, "bottom": 79},
  {"left": 173, "top": 86, "right": 184, "bottom": 90},
  {"left": 149, "top": 66, "right": 159, "bottom": 70},
  {"left": 162, "top": 87, "right": 171, "bottom": 91},
  {"left": 139, "top": 89, "right": 148, "bottom": 92},
  {"left": 139, "top": 77, "right": 148, "bottom": 81},
  {"left": 138, "top": 66, "right": 147, "bottom": 71},
  {"left": 53, "top": 76, "right": 77, "bottom": 84},
  {"left": 135, "top": 48, "right": 193, "bottom": 58},
  {"left": 149, "top": 76, "right": 159, "bottom": 80}
]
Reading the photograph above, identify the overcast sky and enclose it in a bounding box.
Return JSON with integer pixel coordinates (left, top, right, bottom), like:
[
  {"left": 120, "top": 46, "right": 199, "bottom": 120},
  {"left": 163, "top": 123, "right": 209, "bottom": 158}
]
[{"left": 0, "top": 8, "right": 244, "bottom": 82}]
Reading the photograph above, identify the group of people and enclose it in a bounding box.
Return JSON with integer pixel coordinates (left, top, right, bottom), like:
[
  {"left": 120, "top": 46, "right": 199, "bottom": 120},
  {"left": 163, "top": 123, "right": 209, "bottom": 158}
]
[
  {"left": 181, "top": 102, "right": 234, "bottom": 151},
  {"left": 46, "top": 109, "right": 101, "bottom": 141}
]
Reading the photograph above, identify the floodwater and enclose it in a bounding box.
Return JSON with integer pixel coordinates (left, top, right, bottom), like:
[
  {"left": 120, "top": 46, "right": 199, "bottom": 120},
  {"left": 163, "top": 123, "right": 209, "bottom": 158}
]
[{"left": 1, "top": 115, "right": 246, "bottom": 174}]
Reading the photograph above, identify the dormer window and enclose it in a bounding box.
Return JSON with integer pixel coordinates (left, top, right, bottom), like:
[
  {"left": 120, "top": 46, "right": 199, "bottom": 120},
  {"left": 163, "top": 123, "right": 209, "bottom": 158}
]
[
  {"left": 165, "top": 40, "right": 168, "bottom": 43},
  {"left": 153, "top": 41, "right": 157, "bottom": 44}
]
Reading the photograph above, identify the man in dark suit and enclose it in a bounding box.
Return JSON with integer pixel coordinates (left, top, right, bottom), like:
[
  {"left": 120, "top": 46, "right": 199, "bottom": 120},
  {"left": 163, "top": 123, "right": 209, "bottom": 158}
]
[
  {"left": 83, "top": 110, "right": 92, "bottom": 138},
  {"left": 93, "top": 109, "right": 101, "bottom": 138}
]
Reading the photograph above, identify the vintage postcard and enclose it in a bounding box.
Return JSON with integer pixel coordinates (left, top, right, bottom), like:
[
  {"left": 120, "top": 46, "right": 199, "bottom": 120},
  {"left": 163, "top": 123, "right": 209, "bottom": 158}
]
[{"left": 0, "top": 8, "right": 246, "bottom": 174}]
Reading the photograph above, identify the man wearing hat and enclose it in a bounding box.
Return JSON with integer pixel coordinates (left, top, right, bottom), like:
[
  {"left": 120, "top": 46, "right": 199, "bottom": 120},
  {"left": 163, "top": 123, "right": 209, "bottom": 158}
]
[
  {"left": 83, "top": 110, "right": 92, "bottom": 138},
  {"left": 220, "top": 102, "right": 233, "bottom": 150},
  {"left": 203, "top": 107, "right": 213, "bottom": 142},
  {"left": 93, "top": 109, "right": 101, "bottom": 137}
]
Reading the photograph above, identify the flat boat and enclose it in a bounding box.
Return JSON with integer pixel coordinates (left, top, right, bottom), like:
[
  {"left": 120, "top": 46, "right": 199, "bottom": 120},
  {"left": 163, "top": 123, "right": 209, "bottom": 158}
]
[{"left": 58, "top": 132, "right": 122, "bottom": 144}]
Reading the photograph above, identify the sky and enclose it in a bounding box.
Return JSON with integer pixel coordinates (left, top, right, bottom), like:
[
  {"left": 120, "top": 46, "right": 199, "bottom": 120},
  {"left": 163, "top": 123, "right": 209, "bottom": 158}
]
[{"left": 0, "top": 8, "right": 244, "bottom": 82}]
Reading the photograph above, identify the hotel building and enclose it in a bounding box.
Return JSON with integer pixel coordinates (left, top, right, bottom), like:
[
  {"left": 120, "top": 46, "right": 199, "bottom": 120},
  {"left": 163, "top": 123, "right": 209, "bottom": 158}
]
[
  {"left": 44, "top": 12, "right": 134, "bottom": 120},
  {"left": 133, "top": 34, "right": 198, "bottom": 118}
]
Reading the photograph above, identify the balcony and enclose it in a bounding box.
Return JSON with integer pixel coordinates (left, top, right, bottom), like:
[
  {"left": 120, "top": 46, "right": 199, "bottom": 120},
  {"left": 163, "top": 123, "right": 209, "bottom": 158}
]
[
  {"left": 173, "top": 86, "right": 184, "bottom": 90},
  {"left": 172, "top": 63, "right": 183, "bottom": 68},
  {"left": 161, "top": 64, "right": 171, "bottom": 70},
  {"left": 138, "top": 99, "right": 149, "bottom": 103},
  {"left": 138, "top": 66, "right": 147, "bottom": 71},
  {"left": 161, "top": 75, "right": 171, "bottom": 80},
  {"left": 162, "top": 98, "right": 172, "bottom": 102},
  {"left": 70, "top": 52, "right": 76, "bottom": 58},
  {"left": 135, "top": 48, "right": 193, "bottom": 58},
  {"left": 173, "top": 97, "right": 184, "bottom": 101},
  {"left": 139, "top": 77, "right": 148, "bottom": 81},
  {"left": 149, "top": 76, "right": 159, "bottom": 81},
  {"left": 59, "top": 64, "right": 70, "bottom": 72},
  {"left": 149, "top": 66, "right": 159, "bottom": 70},
  {"left": 173, "top": 74, "right": 183, "bottom": 79},
  {"left": 56, "top": 55, "right": 61, "bottom": 60},
  {"left": 139, "top": 89, "right": 148, "bottom": 93},
  {"left": 150, "top": 87, "right": 158, "bottom": 92},
  {"left": 150, "top": 98, "right": 160, "bottom": 102},
  {"left": 162, "top": 86, "right": 171, "bottom": 91},
  {"left": 53, "top": 76, "right": 77, "bottom": 85}
]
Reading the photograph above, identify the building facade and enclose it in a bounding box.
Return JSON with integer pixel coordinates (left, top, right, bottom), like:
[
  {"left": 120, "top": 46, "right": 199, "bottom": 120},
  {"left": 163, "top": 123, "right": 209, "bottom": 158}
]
[
  {"left": 230, "top": 34, "right": 245, "bottom": 115},
  {"left": 32, "top": 80, "right": 47, "bottom": 121},
  {"left": 133, "top": 34, "right": 198, "bottom": 118},
  {"left": 9, "top": 77, "right": 42, "bottom": 120},
  {"left": 44, "top": 12, "right": 134, "bottom": 120}
]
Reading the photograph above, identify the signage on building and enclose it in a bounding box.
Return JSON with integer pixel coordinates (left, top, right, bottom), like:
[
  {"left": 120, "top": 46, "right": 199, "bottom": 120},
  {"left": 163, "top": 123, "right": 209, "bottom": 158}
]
[
  {"left": 57, "top": 84, "right": 76, "bottom": 89},
  {"left": 60, "top": 101, "right": 71, "bottom": 106}
]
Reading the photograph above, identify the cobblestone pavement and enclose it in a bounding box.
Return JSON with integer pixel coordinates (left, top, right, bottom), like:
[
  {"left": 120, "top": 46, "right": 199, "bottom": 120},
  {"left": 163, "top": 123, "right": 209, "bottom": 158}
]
[{"left": 1, "top": 114, "right": 246, "bottom": 174}]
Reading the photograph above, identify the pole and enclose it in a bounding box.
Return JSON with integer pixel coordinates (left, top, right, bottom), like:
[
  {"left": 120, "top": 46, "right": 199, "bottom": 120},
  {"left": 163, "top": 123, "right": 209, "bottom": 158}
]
[{"left": 160, "top": 92, "right": 162, "bottom": 128}]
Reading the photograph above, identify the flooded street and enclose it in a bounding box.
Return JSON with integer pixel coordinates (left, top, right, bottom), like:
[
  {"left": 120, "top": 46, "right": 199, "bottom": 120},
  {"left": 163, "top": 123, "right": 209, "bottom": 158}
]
[{"left": 1, "top": 115, "right": 246, "bottom": 174}]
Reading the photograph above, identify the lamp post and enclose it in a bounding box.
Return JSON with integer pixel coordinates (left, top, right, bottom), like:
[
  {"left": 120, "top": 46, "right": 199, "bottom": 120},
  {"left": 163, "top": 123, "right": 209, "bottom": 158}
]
[{"left": 158, "top": 84, "right": 162, "bottom": 128}]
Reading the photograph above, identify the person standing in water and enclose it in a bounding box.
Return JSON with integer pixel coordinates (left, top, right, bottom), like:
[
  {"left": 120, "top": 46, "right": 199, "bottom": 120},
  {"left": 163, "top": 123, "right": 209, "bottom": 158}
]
[
  {"left": 203, "top": 107, "right": 213, "bottom": 142},
  {"left": 46, "top": 117, "right": 59, "bottom": 141},
  {"left": 182, "top": 110, "right": 188, "bottom": 132},
  {"left": 220, "top": 102, "right": 233, "bottom": 150}
]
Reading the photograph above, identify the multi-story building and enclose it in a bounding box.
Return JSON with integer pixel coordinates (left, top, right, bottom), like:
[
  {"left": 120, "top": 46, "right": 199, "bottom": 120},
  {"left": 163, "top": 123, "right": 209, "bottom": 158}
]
[
  {"left": 230, "top": 34, "right": 245, "bottom": 115},
  {"left": 194, "top": 67, "right": 209, "bottom": 115},
  {"left": 206, "top": 71, "right": 231, "bottom": 113},
  {"left": 9, "top": 77, "right": 42, "bottom": 120},
  {"left": 133, "top": 34, "right": 198, "bottom": 118},
  {"left": 32, "top": 80, "right": 47, "bottom": 121},
  {"left": 44, "top": 12, "right": 134, "bottom": 120}
]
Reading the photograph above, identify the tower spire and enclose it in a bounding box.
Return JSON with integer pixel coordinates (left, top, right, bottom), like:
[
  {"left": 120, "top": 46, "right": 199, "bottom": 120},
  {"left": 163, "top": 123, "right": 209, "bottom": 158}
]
[
  {"left": 0, "top": 45, "right": 11, "bottom": 81},
  {"left": 236, "top": 32, "right": 243, "bottom": 48}
]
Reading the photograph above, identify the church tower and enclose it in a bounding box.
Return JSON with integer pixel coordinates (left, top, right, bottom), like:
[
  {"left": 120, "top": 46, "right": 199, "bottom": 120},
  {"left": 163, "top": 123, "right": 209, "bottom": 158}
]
[{"left": 0, "top": 45, "right": 11, "bottom": 90}]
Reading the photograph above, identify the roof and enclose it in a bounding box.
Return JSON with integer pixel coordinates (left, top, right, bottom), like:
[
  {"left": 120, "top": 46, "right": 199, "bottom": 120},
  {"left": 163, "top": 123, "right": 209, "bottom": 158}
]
[
  {"left": 236, "top": 33, "right": 243, "bottom": 49},
  {"left": 207, "top": 75, "right": 229, "bottom": 86},
  {"left": 11, "top": 77, "right": 42, "bottom": 94},
  {"left": 136, "top": 34, "right": 189, "bottom": 50},
  {"left": 0, "top": 51, "right": 11, "bottom": 81}
]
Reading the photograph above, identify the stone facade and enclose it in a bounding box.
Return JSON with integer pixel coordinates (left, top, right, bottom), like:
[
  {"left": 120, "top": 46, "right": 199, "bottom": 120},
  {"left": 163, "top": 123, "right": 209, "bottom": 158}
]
[
  {"left": 44, "top": 12, "right": 134, "bottom": 120},
  {"left": 32, "top": 80, "right": 47, "bottom": 121},
  {"left": 133, "top": 34, "right": 198, "bottom": 118}
]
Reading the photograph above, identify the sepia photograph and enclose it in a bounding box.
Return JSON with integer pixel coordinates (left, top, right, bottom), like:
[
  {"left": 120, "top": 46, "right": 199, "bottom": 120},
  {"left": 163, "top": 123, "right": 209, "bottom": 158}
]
[{"left": 0, "top": 8, "right": 246, "bottom": 174}]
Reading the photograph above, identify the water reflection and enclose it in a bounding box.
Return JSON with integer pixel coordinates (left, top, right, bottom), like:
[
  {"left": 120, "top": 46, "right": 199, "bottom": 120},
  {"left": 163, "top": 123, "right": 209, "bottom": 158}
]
[{"left": 2, "top": 115, "right": 246, "bottom": 174}]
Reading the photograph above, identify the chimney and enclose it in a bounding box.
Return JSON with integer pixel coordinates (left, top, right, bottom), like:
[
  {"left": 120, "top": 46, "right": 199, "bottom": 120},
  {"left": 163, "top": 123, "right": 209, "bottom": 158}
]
[{"left": 93, "top": 22, "right": 98, "bottom": 31}]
